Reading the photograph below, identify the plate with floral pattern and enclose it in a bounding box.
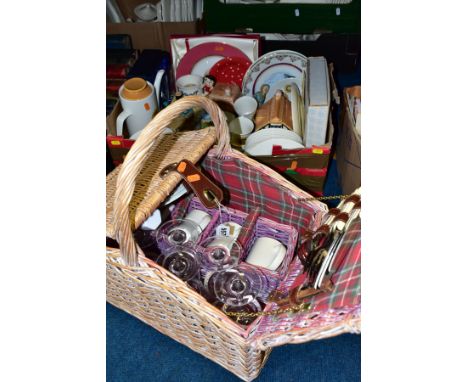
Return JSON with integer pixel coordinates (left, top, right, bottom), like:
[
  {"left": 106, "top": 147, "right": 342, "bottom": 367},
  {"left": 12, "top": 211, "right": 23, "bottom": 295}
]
[{"left": 241, "top": 50, "right": 307, "bottom": 105}]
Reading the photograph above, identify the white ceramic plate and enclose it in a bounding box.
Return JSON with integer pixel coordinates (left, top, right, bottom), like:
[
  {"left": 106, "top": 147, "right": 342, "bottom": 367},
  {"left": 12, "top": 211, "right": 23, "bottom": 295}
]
[
  {"left": 264, "top": 77, "right": 302, "bottom": 103},
  {"left": 245, "top": 128, "right": 303, "bottom": 149},
  {"left": 242, "top": 50, "right": 307, "bottom": 99},
  {"left": 191, "top": 55, "right": 224, "bottom": 77},
  {"left": 244, "top": 137, "right": 304, "bottom": 156},
  {"left": 289, "top": 82, "right": 303, "bottom": 139}
]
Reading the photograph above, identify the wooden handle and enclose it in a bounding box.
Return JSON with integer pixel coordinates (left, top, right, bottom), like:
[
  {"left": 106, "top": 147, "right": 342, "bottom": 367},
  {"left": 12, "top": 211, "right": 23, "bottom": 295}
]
[{"left": 113, "top": 96, "right": 231, "bottom": 266}]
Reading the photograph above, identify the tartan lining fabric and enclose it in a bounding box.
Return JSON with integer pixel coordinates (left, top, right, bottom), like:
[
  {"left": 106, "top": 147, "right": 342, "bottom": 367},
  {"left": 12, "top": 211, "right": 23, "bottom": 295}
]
[
  {"left": 309, "top": 218, "right": 361, "bottom": 312},
  {"left": 257, "top": 218, "right": 361, "bottom": 333},
  {"left": 200, "top": 153, "right": 360, "bottom": 312},
  {"left": 201, "top": 155, "right": 322, "bottom": 235},
  {"left": 199, "top": 153, "right": 360, "bottom": 311},
  {"left": 170, "top": 152, "right": 361, "bottom": 325}
]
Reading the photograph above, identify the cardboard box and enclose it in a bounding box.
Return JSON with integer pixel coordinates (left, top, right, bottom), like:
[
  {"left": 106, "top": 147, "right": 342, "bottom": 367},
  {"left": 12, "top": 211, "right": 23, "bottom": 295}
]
[
  {"left": 107, "top": 21, "right": 199, "bottom": 52},
  {"left": 251, "top": 61, "right": 338, "bottom": 196},
  {"left": 107, "top": 0, "right": 200, "bottom": 51},
  {"left": 254, "top": 115, "right": 334, "bottom": 195},
  {"left": 336, "top": 86, "right": 361, "bottom": 194}
]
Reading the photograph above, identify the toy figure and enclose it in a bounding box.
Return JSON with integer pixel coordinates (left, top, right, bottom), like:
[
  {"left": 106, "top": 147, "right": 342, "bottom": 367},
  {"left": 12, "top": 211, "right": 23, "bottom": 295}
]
[
  {"left": 202, "top": 75, "right": 216, "bottom": 96},
  {"left": 254, "top": 84, "right": 270, "bottom": 106}
]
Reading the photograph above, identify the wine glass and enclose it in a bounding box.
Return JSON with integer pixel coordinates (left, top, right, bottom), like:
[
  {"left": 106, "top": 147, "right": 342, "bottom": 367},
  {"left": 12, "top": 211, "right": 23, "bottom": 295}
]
[
  {"left": 161, "top": 245, "right": 200, "bottom": 282},
  {"left": 210, "top": 266, "right": 265, "bottom": 326},
  {"left": 198, "top": 236, "right": 242, "bottom": 272},
  {"left": 155, "top": 218, "right": 203, "bottom": 252},
  {"left": 212, "top": 266, "right": 263, "bottom": 308},
  {"left": 196, "top": 236, "right": 242, "bottom": 300}
]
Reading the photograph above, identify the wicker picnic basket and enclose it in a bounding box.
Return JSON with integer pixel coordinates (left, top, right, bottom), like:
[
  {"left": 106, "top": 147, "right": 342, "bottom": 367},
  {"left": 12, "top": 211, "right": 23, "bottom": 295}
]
[{"left": 106, "top": 96, "right": 361, "bottom": 381}]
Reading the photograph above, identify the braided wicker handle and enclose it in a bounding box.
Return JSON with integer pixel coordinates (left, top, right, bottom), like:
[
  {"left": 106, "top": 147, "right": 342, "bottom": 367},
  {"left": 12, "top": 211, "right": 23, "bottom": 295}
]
[{"left": 113, "top": 96, "right": 231, "bottom": 266}]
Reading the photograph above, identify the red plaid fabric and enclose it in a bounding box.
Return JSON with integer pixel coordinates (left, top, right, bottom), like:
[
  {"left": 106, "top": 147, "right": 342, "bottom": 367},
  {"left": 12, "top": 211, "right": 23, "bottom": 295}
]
[
  {"left": 309, "top": 218, "right": 361, "bottom": 312},
  {"left": 201, "top": 151, "right": 325, "bottom": 235},
  {"left": 172, "top": 152, "right": 359, "bottom": 335},
  {"left": 254, "top": 218, "right": 360, "bottom": 335}
]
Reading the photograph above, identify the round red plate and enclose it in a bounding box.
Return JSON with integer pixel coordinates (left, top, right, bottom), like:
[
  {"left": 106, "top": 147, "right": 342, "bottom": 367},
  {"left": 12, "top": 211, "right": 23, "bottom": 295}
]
[
  {"left": 176, "top": 42, "right": 251, "bottom": 80},
  {"left": 209, "top": 57, "right": 252, "bottom": 88}
]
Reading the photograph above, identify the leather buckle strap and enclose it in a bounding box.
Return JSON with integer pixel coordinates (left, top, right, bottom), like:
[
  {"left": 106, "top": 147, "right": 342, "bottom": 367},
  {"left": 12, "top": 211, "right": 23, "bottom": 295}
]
[{"left": 160, "top": 159, "right": 224, "bottom": 209}]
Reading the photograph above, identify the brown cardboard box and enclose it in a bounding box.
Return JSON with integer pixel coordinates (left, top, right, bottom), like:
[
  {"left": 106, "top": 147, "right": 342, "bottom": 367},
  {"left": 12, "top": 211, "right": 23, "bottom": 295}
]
[
  {"left": 251, "top": 65, "right": 339, "bottom": 196},
  {"left": 107, "top": 21, "right": 199, "bottom": 52},
  {"left": 336, "top": 86, "right": 361, "bottom": 194},
  {"left": 107, "top": 0, "right": 199, "bottom": 51},
  {"left": 254, "top": 116, "right": 334, "bottom": 195}
]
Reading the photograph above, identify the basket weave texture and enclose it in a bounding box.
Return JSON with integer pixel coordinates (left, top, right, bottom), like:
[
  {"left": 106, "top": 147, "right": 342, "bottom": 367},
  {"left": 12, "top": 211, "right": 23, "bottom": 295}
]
[{"left": 106, "top": 96, "right": 360, "bottom": 381}]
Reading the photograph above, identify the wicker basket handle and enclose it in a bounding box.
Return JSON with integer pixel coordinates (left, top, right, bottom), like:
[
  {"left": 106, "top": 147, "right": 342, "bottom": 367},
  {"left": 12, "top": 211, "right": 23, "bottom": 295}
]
[{"left": 113, "top": 96, "right": 231, "bottom": 266}]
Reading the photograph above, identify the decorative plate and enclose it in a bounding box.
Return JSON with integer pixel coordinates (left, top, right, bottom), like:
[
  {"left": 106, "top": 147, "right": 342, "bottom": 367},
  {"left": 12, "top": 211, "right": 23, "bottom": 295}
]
[
  {"left": 191, "top": 56, "right": 224, "bottom": 78},
  {"left": 242, "top": 50, "right": 307, "bottom": 102},
  {"left": 264, "top": 77, "right": 302, "bottom": 103},
  {"left": 176, "top": 42, "right": 250, "bottom": 80},
  {"left": 209, "top": 57, "right": 252, "bottom": 88}
]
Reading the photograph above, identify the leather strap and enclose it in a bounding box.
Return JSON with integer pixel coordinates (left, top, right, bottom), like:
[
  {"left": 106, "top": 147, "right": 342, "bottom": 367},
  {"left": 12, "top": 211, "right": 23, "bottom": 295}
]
[
  {"left": 160, "top": 159, "right": 224, "bottom": 209},
  {"left": 268, "top": 279, "right": 334, "bottom": 308},
  {"left": 175, "top": 160, "right": 224, "bottom": 209}
]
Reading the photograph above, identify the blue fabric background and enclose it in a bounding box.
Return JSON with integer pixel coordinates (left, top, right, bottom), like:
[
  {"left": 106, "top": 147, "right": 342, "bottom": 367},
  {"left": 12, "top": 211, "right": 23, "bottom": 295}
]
[{"left": 107, "top": 304, "right": 360, "bottom": 382}]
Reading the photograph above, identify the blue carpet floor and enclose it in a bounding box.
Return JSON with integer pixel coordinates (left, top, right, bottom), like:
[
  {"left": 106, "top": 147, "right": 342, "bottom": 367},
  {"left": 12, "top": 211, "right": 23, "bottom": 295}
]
[
  {"left": 107, "top": 303, "right": 360, "bottom": 382},
  {"left": 107, "top": 57, "right": 361, "bottom": 382}
]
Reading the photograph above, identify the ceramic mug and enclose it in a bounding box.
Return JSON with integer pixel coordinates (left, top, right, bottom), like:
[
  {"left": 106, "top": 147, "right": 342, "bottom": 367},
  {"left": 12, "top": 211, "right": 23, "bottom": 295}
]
[
  {"left": 228, "top": 117, "right": 254, "bottom": 149},
  {"left": 116, "top": 77, "right": 158, "bottom": 139},
  {"left": 184, "top": 209, "right": 212, "bottom": 231},
  {"left": 176, "top": 74, "right": 203, "bottom": 96},
  {"left": 166, "top": 209, "right": 212, "bottom": 245},
  {"left": 234, "top": 96, "right": 258, "bottom": 120},
  {"left": 245, "top": 237, "right": 287, "bottom": 271}
]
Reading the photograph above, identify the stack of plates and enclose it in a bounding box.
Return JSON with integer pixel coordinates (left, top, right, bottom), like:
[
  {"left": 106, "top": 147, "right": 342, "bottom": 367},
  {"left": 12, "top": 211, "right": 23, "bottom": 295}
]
[{"left": 244, "top": 129, "right": 304, "bottom": 156}]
